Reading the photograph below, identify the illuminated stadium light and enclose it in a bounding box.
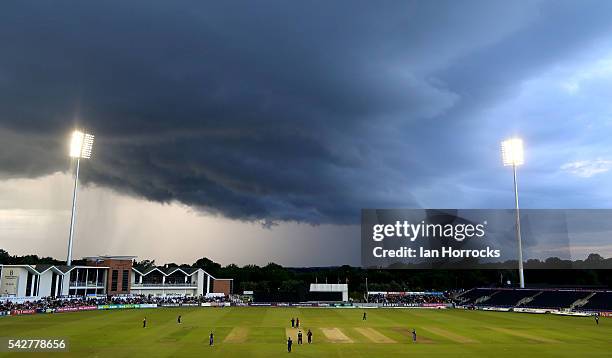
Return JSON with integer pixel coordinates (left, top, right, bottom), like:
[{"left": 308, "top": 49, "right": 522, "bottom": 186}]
[
  {"left": 66, "top": 130, "right": 95, "bottom": 266},
  {"left": 501, "top": 137, "right": 525, "bottom": 289},
  {"left": 501, "top": 138, "right": 524, "bottom": 167},
  {"left": 70, "top": 130, "right": 95, "bottom": 159}
]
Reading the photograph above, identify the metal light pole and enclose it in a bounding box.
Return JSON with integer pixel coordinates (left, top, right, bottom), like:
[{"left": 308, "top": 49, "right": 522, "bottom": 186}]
[
  {"left": 501, "top": 138, "right": 525, "bottom": 288},
  {"left": 67, "top": 130, "right": 94, "bottom": 266}
]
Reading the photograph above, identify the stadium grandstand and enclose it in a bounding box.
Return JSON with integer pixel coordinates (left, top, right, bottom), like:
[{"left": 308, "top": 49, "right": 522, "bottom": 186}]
[
  {"left": 581, "top": 291, "right": 612, "bottom": 312},
  {"left": 520, "top": 290, "right": 592, "bottom": 310},
  {"left": 456, "top": 287, "right": 612, "bottom": 314},
  {"left": 0, "top": 255, "right": 233, "bottom": 300},
  {"left": 455, "top": 288, "right": 491, "bottom": 305},
  {"left": 476, "top": 289, "right": 535, "bottom": 307}
]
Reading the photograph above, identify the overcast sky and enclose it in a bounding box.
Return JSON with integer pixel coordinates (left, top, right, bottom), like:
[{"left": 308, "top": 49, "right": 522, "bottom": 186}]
[{"left": 1, "top": 1, "right": 612, "bottom": 266}]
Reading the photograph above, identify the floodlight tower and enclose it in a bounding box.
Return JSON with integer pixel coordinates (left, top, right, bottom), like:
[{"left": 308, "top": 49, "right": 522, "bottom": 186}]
[
  {"left": 501, "top": 138, "right": 525, "bottom": 288},
  {"left": 67, "top": 130, "right": 94, "bottom": 266}
]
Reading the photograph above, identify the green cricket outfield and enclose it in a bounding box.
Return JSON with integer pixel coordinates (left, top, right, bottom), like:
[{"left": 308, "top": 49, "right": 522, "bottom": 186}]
[{"left": 1, "top": 307, "right": 610, "bottom": 357}]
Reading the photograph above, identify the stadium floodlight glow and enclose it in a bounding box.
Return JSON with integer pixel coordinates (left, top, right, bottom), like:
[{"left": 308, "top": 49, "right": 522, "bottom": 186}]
[
  {"left": 67, "top": 130, "right": 95, "bottom": 266},
  {"left": 70, "top": 130, "right": 94, "bottom": 159},
  {"left": 501, "top": 137, "right": 525, "bottom": 289},
  {"left": 501, "top": 137, "right": 524, "bottom": 167}
]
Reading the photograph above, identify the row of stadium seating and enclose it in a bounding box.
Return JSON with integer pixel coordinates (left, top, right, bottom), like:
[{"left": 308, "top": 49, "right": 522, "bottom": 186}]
[
  {"left": 522, "top": 291, "right": 590, "bottom": 309},
  {"left": 581, "top": 292, "right": 612, "bottom": 310},
  {"left": 457, "top": 288, "right": 612, "bottom": 311},
  {"left": 483, "top": 290, "right": 534, "bottom": 307}
]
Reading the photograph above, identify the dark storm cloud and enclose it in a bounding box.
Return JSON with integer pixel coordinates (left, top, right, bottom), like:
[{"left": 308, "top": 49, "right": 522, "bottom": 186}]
[{"left": 1, "top": 1, "right": 612, "bottom": 223}]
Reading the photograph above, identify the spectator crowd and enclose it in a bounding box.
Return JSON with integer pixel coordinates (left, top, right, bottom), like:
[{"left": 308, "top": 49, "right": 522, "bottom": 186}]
[
  {"left": 367, "top": 292, "right": 455, "bottom": 305},
  {"left": 0, "top": 294, "right": 230, "bottom": 312}
]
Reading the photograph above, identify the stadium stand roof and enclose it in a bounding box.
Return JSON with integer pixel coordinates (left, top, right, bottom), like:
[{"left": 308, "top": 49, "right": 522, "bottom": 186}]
[
  {"left": 53, "top": 265, "right": 109, "bottom": 273},
  {"left": 132, "top": 266, "right": 213, "bottom": 278},
  {"left": 1, "top": 264, "right": 65, "bottom": 275}
]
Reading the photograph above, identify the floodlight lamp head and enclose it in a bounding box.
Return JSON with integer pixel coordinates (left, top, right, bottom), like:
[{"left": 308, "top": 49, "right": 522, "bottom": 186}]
[
  {"left": 501, "top": 137, "right": 524, "bottom": 167},
  {"left": 70, "top": 130, "right": 95, "bottom": 159}
]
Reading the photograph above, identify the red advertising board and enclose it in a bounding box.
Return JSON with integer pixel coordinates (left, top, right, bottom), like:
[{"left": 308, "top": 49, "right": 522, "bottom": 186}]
[{"left": 11, "top": 309, "right": 36, "bottom": 315}]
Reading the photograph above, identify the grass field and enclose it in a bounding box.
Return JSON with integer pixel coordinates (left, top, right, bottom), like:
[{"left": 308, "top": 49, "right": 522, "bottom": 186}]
[{"left": 1, "top": 307, "right": 610, "bottom": 357}]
